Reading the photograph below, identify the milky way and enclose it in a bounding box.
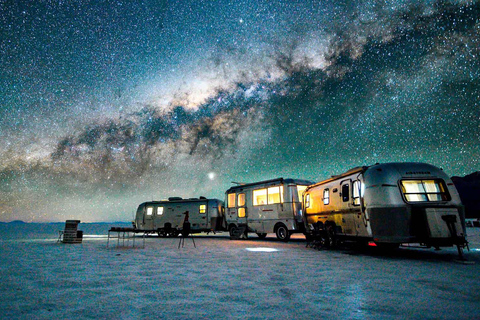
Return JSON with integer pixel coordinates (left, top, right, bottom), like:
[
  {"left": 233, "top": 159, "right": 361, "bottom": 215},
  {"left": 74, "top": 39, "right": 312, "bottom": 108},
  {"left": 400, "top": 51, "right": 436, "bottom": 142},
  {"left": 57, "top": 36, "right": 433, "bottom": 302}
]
[{"left": 1, "top": 1, "right": 479, "bottom": 222}]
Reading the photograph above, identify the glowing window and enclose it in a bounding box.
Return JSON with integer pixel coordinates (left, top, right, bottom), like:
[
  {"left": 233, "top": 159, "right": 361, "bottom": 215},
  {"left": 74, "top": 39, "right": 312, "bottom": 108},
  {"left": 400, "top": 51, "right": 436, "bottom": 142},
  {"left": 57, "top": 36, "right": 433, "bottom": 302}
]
[
  {"left": 199, "top": 204, "right": 206, "bottom": 213},
  {"left": 305, "top": 194, "right": 311, "bottom": 208},
  {"left": 352, "top": 180, "right": 361, "bottom": 206},
  {"left": 238, "top": 207, "right": 246, "bottom": 218},
  {"left": 238, "top": 193, "right": 245, "bottom": 207},
  {"left": 267, "top": 186, "right": 283, "bottom": 204},
  {"left": 146, "top": 207, "right": 153, "bottom": 216},
  {"left": 323, "top": 189, "right": 330, "bottom": 205},
  {"left": 253, "top": 189, "right": 267, "bottom": 206},
  {"left": 228, "top": 193, "right": 236, "bottom": 208},
  {"left": 401, "top": 180, "right": 450, "bottom": 202},
  {"left": 157, "top": 207, "right": 164, "bottom": 215},
  {"left": 297, "top": 185, "right": 308, "bottom": 202}
]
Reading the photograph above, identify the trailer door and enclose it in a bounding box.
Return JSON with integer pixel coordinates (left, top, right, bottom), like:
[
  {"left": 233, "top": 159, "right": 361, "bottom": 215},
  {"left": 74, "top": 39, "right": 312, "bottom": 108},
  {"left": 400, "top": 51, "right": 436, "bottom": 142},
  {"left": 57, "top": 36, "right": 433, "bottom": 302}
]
[{"left": 237, "top": 193, "right": 247, "bottom": 226}]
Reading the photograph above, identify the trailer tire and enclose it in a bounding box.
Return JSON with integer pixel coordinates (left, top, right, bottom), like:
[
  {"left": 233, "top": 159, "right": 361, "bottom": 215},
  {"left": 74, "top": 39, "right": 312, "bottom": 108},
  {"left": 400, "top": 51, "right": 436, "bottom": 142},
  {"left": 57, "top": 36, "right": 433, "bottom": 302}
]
[
  {"left": 257, "top": 233, "right": 267, "bottom": 239},
  {"left": 275, "top": 224, "right": 290, "bottom": 241},
  {"left": 229, "top": 225, "right": 237, "bottom": 238}
]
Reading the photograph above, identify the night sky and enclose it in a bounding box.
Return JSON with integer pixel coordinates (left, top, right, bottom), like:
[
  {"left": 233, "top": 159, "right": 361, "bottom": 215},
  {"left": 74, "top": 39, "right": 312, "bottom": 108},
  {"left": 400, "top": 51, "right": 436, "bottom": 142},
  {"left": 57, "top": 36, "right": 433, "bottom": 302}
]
[{"left": 1, "top": 1, "right": 479, "bottom": 222}]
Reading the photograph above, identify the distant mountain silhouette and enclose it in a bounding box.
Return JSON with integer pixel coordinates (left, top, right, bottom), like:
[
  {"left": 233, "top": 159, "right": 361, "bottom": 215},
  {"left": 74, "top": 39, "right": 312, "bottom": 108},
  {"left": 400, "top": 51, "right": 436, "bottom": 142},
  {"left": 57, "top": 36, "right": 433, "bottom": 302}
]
[{"left": 452, "top": 172, "right": 480, "bottom": 219}]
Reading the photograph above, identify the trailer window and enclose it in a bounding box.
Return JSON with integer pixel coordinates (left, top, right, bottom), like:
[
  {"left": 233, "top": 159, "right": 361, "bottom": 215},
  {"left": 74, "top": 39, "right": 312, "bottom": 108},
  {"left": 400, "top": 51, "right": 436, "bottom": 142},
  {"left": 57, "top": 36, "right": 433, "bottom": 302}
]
[
  {"left": 401, "top": 180, "right": 450, "bottom": 202},
  {"left": 253, "top": 189, "right": 267, "bottom": 205},
  {"left": 305, "top": 194, "right": 311, "bottom": 208},
  {"left": 297, "top": 185, "right": 308, "bottom": 202},
  {"left": 146, "top": 207, "right": 153, "bottom": 216},
  {"left": 268, "top": 186, "right": 283, "bottom": 204},
  {"left": 352, "top": 180, "right": 361, "bottom": 206},
  {"left": 342, "top": 184, "right": 349, "bottom": 202},
  {"left": 323, "top": 189, "right": 330, "bottom": 205},
  {"left": 228, "top": 193, "right": 236, "bottom": 208},
  {"left": 199, "top": 205, "right": 206, "bottom": 214},
  {"left": 238, "top": 208, "right": 246, "bottom": 218},
  {"left": 238, "top": 193, "right": 245, "bottom": 207},
  {"left": 157, "top": 207, "right": 164, "bottom": 215},
  {"left": 254, "top": 187, "right": 284, "bottom": 205}
]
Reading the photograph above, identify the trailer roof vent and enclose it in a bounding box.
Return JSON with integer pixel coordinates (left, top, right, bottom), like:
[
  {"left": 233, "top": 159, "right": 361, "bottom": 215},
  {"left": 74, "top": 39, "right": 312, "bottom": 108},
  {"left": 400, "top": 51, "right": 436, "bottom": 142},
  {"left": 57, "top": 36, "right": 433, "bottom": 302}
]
[
  {"left": 199, "top": 196, "right": 206, "bottom": 199},
  {"left": 168, "top": 197, "right": 183, "bottom": 201}
]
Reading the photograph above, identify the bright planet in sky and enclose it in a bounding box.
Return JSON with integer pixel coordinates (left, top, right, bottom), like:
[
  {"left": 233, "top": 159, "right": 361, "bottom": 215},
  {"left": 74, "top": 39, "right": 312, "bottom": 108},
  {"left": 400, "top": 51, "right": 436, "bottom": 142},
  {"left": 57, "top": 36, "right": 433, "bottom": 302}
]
[{"left": 0, "top": 1, "right": 479, "bottom": 222}]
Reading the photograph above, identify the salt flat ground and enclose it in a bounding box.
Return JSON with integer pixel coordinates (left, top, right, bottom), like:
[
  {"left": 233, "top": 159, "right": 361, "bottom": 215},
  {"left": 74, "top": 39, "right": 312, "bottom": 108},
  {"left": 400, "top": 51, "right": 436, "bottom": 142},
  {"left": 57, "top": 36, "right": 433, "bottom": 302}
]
[{"left": 1, "top": 224, "right": 479, "bottom": 320}]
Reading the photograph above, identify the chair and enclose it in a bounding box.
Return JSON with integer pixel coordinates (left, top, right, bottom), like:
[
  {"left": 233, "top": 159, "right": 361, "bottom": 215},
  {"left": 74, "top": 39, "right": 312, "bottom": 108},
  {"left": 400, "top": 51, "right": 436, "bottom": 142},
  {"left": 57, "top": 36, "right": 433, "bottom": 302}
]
[{"left": 58, "top": 220, "right": 83, "bottom": 244}]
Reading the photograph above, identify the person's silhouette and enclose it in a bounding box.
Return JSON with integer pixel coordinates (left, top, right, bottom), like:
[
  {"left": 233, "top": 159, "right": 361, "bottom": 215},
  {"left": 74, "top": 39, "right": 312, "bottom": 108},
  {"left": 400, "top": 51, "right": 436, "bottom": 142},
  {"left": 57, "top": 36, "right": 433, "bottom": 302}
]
[{"left": 178, "top": 211, "right": 196, "bottom": 248}]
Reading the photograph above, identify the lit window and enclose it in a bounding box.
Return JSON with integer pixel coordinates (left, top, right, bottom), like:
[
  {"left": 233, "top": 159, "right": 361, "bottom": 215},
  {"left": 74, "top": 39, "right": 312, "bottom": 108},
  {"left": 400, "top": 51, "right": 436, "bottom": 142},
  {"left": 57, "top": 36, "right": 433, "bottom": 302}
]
[
  {"left": 199, "top": 204, "right": 206, "bottom": 213},
  {"left": 238, "top": 193, "right": 245, "bottom": 207},
  {"left": 146, "top": 207, "right": 153, "bottom": 216},
  {"left": 297, "top": 185, "right": 307, "bottom": 202},
  {"left": 228, "top": 193, "right": 236, "bottom": 208},
  {"left": 305, "top": 194, "right": 311, "bottom": 208},
  {"left": 157, "top": 207, "right": 164, "bottom": 215},
  {"left": 238, "top": 208, "right": 246, "bottom": 218},
  {"left": 323, "top": 189, "right": 330, "bottom": 205},
  {"left": 352, "top": 180, "right": 361, "bottom": 206},
  {"left": 267, "top": 186, "right": 283, "bottom": 204},
  {"left": 401, "top": 180, "right": 450, "bottom": 202},
  {"left": 253, "top": 189, "right": 267, "bottom": 206}
]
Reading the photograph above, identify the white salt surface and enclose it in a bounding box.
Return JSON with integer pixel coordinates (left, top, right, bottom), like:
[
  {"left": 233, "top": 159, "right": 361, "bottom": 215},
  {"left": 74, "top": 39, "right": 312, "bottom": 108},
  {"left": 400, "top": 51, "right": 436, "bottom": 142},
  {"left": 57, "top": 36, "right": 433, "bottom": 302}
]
[{"left": 1, "top": 225, "right": 480, "bottom": 319}]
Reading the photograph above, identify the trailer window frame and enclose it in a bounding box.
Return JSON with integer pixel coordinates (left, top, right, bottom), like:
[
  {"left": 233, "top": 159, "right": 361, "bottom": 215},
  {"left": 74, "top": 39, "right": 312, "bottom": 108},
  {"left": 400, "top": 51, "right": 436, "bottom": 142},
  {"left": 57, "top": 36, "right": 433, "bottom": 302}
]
[
  {"left": 352, "top": 180, "right": 361, "bottom": 206},
  {"left": 146, "top": 206, "right": 154, "bottom": 216},
  {"left": 323, "top": 189, "right": 330, "bottom": 205},
  {"left": 341, "top": 183, "right": 350, "bottom": 202},
  {"left": 253, "top": 186, "right": 284, "bottom": 206},
  {"left": 157, "top": 206, "right": 164, "bottom": 215},
  {"left": 400, "top": 179, "right": 451, "bottom": 203},
  {"left": 227, "top": 193, "right": 236, "bottom": 208},
  {"left": 305, "top": 193, "right": 311, "bottom": 208}
]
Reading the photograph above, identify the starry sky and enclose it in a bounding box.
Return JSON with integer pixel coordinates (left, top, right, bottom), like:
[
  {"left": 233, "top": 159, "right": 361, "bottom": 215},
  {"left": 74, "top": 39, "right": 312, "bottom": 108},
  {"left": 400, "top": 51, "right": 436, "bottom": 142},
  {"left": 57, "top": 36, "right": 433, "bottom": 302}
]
[{"left": 1, "top": 0, "right": 479, "bottom": 222}]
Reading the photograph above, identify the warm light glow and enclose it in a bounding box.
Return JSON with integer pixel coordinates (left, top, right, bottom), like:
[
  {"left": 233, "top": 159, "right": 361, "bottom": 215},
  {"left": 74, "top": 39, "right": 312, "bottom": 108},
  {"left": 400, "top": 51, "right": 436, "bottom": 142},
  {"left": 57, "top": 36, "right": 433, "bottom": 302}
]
[
  {"left": 245, "top": 247, "right": 278, "bottom": 252},
  {"left": 297, "top": 185, "right": 308, "bottom": 202},
  {"left": 401, "top": 179, "right": 449, "bottom": 202},
  {"left": 228, "top": 193, "right": 236, "bottom": 208},
  {"left": 253, "top": 188, "right": 267, "bottom": 205}
]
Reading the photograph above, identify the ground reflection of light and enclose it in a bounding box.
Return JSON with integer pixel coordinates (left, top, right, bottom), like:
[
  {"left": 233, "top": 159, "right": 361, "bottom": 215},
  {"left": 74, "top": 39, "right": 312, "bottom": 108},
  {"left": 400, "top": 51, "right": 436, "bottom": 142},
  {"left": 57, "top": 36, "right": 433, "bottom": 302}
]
[
  {"left": 246, "top": 248, "right": 278, "bottom": 252},
  {"left": 473, "top": 249, "right": 480, "bottom": 252}
]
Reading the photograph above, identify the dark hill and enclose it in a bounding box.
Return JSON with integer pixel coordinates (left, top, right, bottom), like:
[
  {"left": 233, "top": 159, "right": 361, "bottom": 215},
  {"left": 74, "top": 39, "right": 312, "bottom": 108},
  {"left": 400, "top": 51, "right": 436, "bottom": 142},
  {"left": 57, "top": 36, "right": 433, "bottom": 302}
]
[{"left": 452, "top": 172, "right": 480, "bottom": 219}]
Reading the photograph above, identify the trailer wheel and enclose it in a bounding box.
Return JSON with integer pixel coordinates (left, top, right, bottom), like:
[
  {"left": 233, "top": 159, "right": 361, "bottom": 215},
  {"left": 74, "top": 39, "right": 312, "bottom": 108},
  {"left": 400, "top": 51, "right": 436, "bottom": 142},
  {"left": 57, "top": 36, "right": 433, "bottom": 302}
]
[
  {"left": 256, "top": 233, "right": 267, "bottom": 239},
  {"left": 275, "top": 224, "right": 290, "bottom": 241},
  {"left": 229, "top": 225, "right": 237, "bottom": 238}
]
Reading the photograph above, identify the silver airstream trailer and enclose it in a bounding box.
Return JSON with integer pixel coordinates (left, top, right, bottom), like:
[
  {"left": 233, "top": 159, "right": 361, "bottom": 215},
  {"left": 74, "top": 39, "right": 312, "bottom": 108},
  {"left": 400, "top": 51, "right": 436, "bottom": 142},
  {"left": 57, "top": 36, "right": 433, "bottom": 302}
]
[
  {"left": 303, "top": 162, "right": 468, "bottom": 253},
  {"left": 225, "top": 178, "right": 314, "bottom": 240},
  {"left": 134, "top": 197, "right": 225, "bottom": 236}
]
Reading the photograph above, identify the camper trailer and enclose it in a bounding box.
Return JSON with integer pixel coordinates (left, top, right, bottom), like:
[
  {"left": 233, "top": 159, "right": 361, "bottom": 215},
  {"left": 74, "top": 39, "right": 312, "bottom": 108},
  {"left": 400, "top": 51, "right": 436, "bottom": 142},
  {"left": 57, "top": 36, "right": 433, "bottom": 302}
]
[
  {"left": 134, "top": 197, "right": 225, "bottom": 236},
  {"left": 225, "top": 178, "right": 314, "bottom": 240},
  {"left": 303, "top": 162, "right": 468, "bottom": 251}
]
